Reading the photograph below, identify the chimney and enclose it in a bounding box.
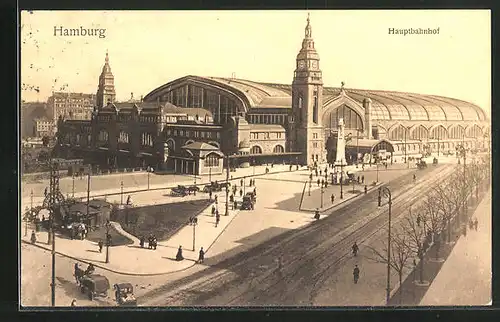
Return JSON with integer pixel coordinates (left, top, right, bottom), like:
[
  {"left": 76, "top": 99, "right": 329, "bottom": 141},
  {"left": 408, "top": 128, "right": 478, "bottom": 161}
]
[{"left": 363, "top": 98, "right": 372, "bottom": 139}]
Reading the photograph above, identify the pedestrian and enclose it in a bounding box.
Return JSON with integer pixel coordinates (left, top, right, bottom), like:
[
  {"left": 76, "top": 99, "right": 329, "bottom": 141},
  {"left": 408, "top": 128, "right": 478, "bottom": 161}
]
[
  {"left": 468, "top": 219, "right": 473, "bottom": 230},
  {"left": 331, "top": 194, "right": 335, "bottom": 204},
  {"left": 126, "top": 195, "right": 131, "bottom": 205},
  {"left": 319, "top": 169, "right": 322, "bottom": 176},
  {"left": 148, "top": 235, "right": 152, "bottom": 249},
  {"left": 352, "top": 242, "right": 359, "bottom": 257},
  {"left": 315, "top": 169, "right": 318, "bottom": 177},
  {"left": 44, "top": 187, "right": 48, "bottom": 196},
  {"left": 240, "top": 178, "right": 243, "bottom": 187},
  {"left": 239, "top": 189, "right": 243, "bottom": 197},
  {"left": 198, "top": 247, "right": 205, "bottom": 263},
  {"left": 215, "top": 213, "right": 220, "bottom": 227},
  {"left": 361, "top": 175, "right": 365, "bottom": 184},
  {"left": 317, "top": 178, "right": 320, "bottom": 187},
  {"left": 271, "top": 163, "right": 274, "bottom": 168},
  {"left": 193, "top": 217, "right": 198, "bottom": 225},
  {"left": 289, "top": 165, "right": 293, "bottom": 171},
  {"left": 30, "top": 230, "right": 36, "bottom": 244},
  {"left": 234, "top": 200, "right": 238, "bottom": 210},
  {"left": 229, "top": 194, "right": 234, "bottom": 203},
  {"left": 364, "top": 185, "right": 367, "bottom": 194},
  {"left": 314, "top": 209, "right": 320, "bottom": 220},
  {"left": 71, "top": 299, "right": 76, "bottom": 307},
  {"left": 98, "top": 240, "right": 103, "bottom": 253},
  {"left": 152, "top": 235, "right": 157, "bottom": 250},
  {"left": 413, "top": 174, "right": 416, "bottom": 183},
  {"left": 474, "top": 218, "right": 478, "bottom": 231},
  {"left": 353, "top": 265, "right": 360, "bottom": 284},
  {"left": 309, "top": 173, "right": 313, "bottom": 181},
  {"left": 321, "top": 179, "right": 324, "bottom": 187},
  {"left": 209, "top": 191, "right": 212, "bottom": 200},
  {"left": 139, "top": 236, "right": 145, "bottom": 248},
  {"left": 176, "top": 245, "right": 184, "bottom": 261},
  {"left": 215, "top": 195, "right": 218, "bottom": 203},
  {"left": 296, "top": 165, "right": 299, "bottom": 170}
]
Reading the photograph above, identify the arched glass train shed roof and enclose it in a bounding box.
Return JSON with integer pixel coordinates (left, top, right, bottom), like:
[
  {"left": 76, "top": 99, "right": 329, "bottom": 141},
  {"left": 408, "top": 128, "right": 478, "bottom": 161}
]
[{"left": 144, "top": 76, "right": 488, "bottom": 122}]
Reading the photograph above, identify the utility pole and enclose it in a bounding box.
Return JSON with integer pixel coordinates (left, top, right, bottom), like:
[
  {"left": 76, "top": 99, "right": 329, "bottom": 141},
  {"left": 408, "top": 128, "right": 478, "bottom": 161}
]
[
  {"left": 340, "top": 163, "right": 344, "bottom": 199},
  {"left": 192, "top": 221, "right": 197, "bottom": 251},
  {"left": 225, "top": 154, "right": 230, "bottom": 216},
  {"left": 86, "top": 171, "right": 90, "bottom": 223},
  {"left": 30, "top": 189, "right": 34, "bottom": 210},
  {"left": 147, "top": 169, "right": 150, "bottom": 190},
  {"left": 72, "top": 174, "right": 75, "bottom": 198},
  {"left": 320, "top": 185, "right": 324, "bottom": 209},
  {"left": 209, "top": 167, "right": 212, "bottom": 182},
  {"left": 379, "top": 186, "right": 393, "bottom": 305},
  {"left": 120, "top": 180, "right": 124, "bottom": 205},
  {"left": 105, "top": 220, "right": 111, "bottom": 264},
  {"left": 376, "top": 161, "right": 379, "bottom": 182}
]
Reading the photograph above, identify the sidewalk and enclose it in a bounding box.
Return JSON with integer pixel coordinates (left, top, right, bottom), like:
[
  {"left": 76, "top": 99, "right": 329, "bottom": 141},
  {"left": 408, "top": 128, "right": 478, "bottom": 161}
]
[
  {"left": 419, "top": 188, "right": 491, "bottom": 306},
  {"left": 21, "top": 192, "right": 242, "bottom": 276}
]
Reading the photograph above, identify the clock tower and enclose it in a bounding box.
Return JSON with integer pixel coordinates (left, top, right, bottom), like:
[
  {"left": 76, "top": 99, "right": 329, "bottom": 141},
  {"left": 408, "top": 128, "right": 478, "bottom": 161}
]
[
  {"left": 96, "top": 51, "right": 116, "bottom": 109},
  {"left": 291, "top": 14, "right": 325, "bottom": 166}
]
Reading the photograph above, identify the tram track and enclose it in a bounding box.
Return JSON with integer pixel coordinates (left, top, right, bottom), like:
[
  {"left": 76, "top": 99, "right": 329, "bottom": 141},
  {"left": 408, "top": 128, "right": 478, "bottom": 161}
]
[
  {"left": 139, "top": 164, "right": 453, "bottom": 306},
  {"left": 224, "top": 164, "right": 456, "bottom": 305}
]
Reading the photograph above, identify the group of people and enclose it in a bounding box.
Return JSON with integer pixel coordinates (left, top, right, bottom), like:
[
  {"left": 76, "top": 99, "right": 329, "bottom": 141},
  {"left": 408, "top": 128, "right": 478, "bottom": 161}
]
[
  {"left": 468, "top": 217, "right": 479, "bottom": 231},
  {"left": 174, "top": 245, "right": 206, "bottom": 263},
  {"left": 139, "top": 234, "right": 158, "bottom": 250}
]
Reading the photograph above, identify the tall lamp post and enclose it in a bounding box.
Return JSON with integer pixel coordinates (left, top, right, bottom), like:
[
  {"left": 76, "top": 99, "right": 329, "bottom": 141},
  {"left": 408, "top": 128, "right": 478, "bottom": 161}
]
[
  {"left": 320, "top": 185, "right": 324, "bottom": 209},
  {"left": 120, "top": 180, "right": 124, "bottom": 205},
  {"left": 340, "top": 163, "right": 344, "bottom": 199},
  {"left": 356, "top": 128, "right": 360, "bottom": 168},
  {"left": 225, "top": 154, "right": 230, "bottom": 216},
  {"left": 24, "top": 206, "right": 29, "bottom": 236},
  {"left": 378, "top": 186, "right": 393, "bottom": 305},
  {"left": 105, "top": 220, "right": 111, "bottom": 264},
  {"left": 192, "top": 219, "right": 197, "bottom": 251},
  {"left": 147, "top": 167, "right": 151, "bottom": 190},
  {"left": 72, "top": 174, "right": 75, "bottom": 198}
]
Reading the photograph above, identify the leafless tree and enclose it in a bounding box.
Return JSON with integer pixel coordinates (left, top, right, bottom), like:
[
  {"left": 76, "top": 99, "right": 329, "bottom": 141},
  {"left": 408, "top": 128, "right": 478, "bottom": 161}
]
[
  {"left": 421, "top": 193, "right": 444, "bottom": 260},
  {"left": 400, "top": 208, "right": 427, "bottom": 284},
  {"left": 366, "top": 226, "right": 414, "bottom": 304}
]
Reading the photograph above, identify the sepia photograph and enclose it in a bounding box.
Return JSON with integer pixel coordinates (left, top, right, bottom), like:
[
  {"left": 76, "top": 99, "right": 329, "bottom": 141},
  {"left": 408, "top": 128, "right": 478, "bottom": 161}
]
[{"left": 19, "top": 9, "right": 491, "bottom": 308}]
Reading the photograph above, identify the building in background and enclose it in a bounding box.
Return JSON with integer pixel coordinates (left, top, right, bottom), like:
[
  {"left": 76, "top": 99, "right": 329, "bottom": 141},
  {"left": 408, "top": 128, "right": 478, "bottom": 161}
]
[
  {"left": 47, "top": 91, "right": 97, "bottom": 132},
  {"left": 33, "top": 117, "right": 55, "bottom": 138},
  {"left": 56, "top": 15, "right": 490, "bottom": 174}
]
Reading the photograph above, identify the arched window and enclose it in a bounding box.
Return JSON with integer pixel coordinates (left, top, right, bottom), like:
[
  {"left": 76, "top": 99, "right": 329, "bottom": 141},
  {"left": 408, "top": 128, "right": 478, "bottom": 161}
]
[
  {"left": 410, "top": 125, "right": 428, "bottom": 140},
  {"left": 388, "top": 124, "right": 407, "bottom": 141},
  {"left": 430, "top": 125, "right": 448, "bottom": 139},
  {"left": 76, "top": 134, "right": 80, "bottom": 143},
  {"left": 204, "top": 153, "right": 219, "bottom": 167},
  {"left": 250, "top": 145, "right": 262, "bottom": 154},
  {"left": 323, "top": 105, "right": 363, "bottom": 131},
  {"left": 273, "top": 145, "right": 285, "bottom": 153},
  {"left": 87, "top": 134, "right": 91, "bottom": 146},
  {"left": 142, "top": 133, "right": 154, "bottom": 147},
  {"left": 449, "top": 125, "right": 464, "bottom": 139},
  {"left": 98, "top": 130, "right": 108, "bottom": 142},
  {"left": 118, "top": 131, "right": 129, "bottom": 143}
]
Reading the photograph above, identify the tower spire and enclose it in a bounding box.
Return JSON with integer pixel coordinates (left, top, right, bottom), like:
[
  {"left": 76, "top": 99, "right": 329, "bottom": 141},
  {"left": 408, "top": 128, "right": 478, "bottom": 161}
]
[{"left": 305, "top": 13, "right": 312, "bottom": 38}]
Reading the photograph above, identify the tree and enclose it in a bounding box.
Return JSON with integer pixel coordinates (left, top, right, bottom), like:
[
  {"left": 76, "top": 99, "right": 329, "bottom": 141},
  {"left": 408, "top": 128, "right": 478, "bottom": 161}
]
[
  {"left": 432, "top": 172, "right": 463, "bottom": 243},
  {"left": 422, "top": 193, "right": 444, "bottom": 260},
  {"left": 367, "top": 226, "right": 414, "bottom": 304},
  {"left": 400, "top": 209, "right": 427, "bottom": 284}
]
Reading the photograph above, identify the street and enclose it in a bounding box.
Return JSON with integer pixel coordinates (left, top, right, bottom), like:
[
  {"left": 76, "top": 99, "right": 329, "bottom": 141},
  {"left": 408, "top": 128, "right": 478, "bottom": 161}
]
[{"left": 138, "top": 163, "right": 455, "bottom": 306}]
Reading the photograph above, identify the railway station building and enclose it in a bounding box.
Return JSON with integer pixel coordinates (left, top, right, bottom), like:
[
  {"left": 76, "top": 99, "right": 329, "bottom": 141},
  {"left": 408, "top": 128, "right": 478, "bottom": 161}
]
[{"left": 56, "top": 15, "right": 490, "bottom": 174}]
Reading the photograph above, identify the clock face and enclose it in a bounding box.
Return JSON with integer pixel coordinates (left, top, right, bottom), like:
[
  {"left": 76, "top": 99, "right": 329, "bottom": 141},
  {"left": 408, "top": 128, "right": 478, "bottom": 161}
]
[{"left": 298, "top": 60, "right": 305, "bottom": 69}]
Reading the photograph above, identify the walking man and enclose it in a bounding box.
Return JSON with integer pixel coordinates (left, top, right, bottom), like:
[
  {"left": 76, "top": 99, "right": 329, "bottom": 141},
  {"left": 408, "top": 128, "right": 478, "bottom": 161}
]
[
  {"left": 353, "top": 265, "right": 360, "bottom": 284},
  {"left": 361, "top": 175, "right": 365, "bottom": 184},
  {"left": 331, "top": 194, "right": 335, "bottom": 204},
  {"left": 71, "top": 299, "right": 76, "bottom": 307},
  {"left": 240, "top": 178, "right": 243, "bottom": 187},
  {"left": 239, "top": 189, "right": 243, "bottom": 197},
  {"left": 352, "top": 242, "right": 359, "bottom": 257},
  {"left": 198, "top": 247, "right": 205, "bottom": 264},
  {"left": 211, "top": 205, "right": 216, "bottom": 216},
  {"left": 364, "top": 185, "right": 368, "bottom": 194},
  {"left": 209, "top": 190, "right": 212, "bottom": 201},
  {"left": 98, "top": 240, "right": 103, "bottom": 253},
  {"left": 317, "top": 178, "right": 320, "bottom": 187},
  {"left": 215, "top": 213, "right": 220, "bottom": 227}
]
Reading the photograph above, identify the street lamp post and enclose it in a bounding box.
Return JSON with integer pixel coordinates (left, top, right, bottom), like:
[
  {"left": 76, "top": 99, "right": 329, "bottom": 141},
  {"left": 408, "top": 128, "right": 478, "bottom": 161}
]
[
  {"left": 376, "top": 161, "right": 379, "bottom": 182},
  {"left": 340, "top": 163, "right": 344, "bottom": 199},
  {"left": 378, "top": 186, "right": 393, "bottom": 305},
  {"left": 192, "top": 220, "right": 197, "bottom": 251},
  {"left": 105, "top": 220, "right": 111, "bottom": 264},
  {"left": 404, "top": 128, "right": 409, "bottom": 169},
  {"left": 147, "top": 169, "right": 150, "bottom": 190},
  {"left": 225, "top": 155, "right": 230, "bottom": 216},
  {"left": 72, "top": 174, "right": 75, "bottom": 198},
  {"left": 24, "top": 207, "right": 29, "bottom": 237},
  {"left": 320, "top": 185, "right": 324, "bottom": 209},
  {"left": 194, "top": 174, "right": 197, "bottom": 196},
  {"left": 209, "top": 167, "right": 212, "bottom": 182},
  {"left": 120, "top": 180, "right": 124, "bottom": 205},
  {"left": 356, "top": 128, "right": 360, "bottom": 169}
]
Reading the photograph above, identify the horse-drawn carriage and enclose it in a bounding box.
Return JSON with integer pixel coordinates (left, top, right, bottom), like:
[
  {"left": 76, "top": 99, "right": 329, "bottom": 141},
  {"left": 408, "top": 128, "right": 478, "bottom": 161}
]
[
  {"left": 203, "top": 181, "right": 231, "bottom": 193},
  {"left": 171, "top": 185, "right": 188, "bottom": 197},
  {"left": 114, "top": 283, "right": 137, "bottom": 306}
]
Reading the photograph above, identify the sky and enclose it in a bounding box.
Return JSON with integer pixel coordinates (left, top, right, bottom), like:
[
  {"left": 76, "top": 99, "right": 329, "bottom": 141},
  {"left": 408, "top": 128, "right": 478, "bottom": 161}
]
[{"left": 20, "top": 10, "right": 491, "bottom": 113}]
